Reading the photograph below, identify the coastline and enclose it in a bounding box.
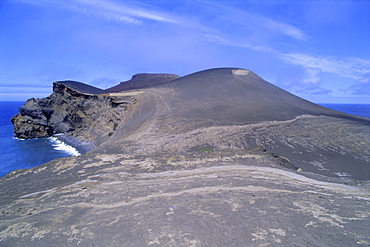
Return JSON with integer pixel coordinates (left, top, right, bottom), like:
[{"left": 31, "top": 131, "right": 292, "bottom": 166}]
[
  {"left": 53, "top": 134, "right": 96, "bottom": 155},
  {"left": 49, "top": 137, "right": 80, "bottom": 156},
  {"left": 2, "top": 64, "right": 370, "bottom": 245}
]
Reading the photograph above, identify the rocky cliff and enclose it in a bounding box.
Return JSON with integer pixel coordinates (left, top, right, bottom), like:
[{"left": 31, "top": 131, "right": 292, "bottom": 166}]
[
  {"left": 3, "top": 68, "right": 370, "bottom": 246},
  {"left": 12, "top": 81, "right": 110, "bottom": 138},
  {"left": 11, "top": 74, "right": 178, "bottom": 149}
]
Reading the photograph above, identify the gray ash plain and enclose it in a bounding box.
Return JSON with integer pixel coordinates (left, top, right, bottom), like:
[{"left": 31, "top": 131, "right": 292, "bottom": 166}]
[{"left": 2, "top": 68, "right": 369, "bottom": 246}]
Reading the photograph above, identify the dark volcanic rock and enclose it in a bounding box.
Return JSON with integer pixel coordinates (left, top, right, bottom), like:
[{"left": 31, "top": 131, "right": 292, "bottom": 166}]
[
  {"left": 11, "top": 81, "right": 134, "bottom": 144},
  {"left": 4, "top": 68, "right": 370, "bottom": 246},
  {"left": 106, "top": 73, "right": 180, "bottom": 92},
  {"left": 91, "top": 68, "right": 369, "bottom": 180},
  {"left": 11, "top": 98, "right": 54, "bottom": 138},
  {"left": 158, "top": 68, "right": 355, "bottom": 124},
  {"left": 55, "top": 80, "right": 107, "bottom": 95},
  {"left": 11, "top": 74, "right": 179, "bottom": 141}
]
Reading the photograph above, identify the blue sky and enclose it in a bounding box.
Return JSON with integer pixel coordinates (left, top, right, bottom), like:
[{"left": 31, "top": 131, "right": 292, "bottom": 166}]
[{"left": 1, "top": 0, "right": 369, "bottom": 103}]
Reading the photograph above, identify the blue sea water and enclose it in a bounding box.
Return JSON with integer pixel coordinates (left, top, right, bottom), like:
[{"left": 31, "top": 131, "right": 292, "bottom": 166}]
[
  {"left": 0, "top": 101, "right": 369, "bottom": 178},
  {"left": 0, "top": 101, "right": 80, "bottom": 177},
  {"left": 319, "top": 103, "right": 370, "bottom": 118}
]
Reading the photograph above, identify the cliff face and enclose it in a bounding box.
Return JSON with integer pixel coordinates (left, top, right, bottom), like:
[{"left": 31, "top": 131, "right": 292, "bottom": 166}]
[
  {"left": 11, "top": 81, "right": 133, "bottom": 146},
  {"left": 3, "top": 68, "right": 370, "bottom": 246},
  {"left": 11, "top": 74, "right": 179, "bottom": 142}
]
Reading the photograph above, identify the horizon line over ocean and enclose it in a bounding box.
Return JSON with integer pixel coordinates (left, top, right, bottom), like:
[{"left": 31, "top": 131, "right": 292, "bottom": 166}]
[
  {"left": 0, "top": 101, "right": 369, "bottom": 178},
  {"left": 318, "top": 103, "right": 370, "bottom": 119}
]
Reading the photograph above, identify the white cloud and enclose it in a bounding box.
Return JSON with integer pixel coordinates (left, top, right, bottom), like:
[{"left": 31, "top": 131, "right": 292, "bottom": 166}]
[
  {"left": 302, "top": 68, "right": 322, "bottom": 86},
  {"left": 195, "top": 1, "right": 369, "bottom": 86},
  {"left": 256, "top": 15, "right": 308, "bottom": 41},
  {"left": 75, "top": 0, "right": 177, "bottom": 24},
  {"left": 278, "top": 53, "right": 370, "bottom": 80},
  {"left": 16, "top": 0, "right": 368, "bottom": 98},
  {"left": 203, "top": 31, "right": 370, "bottom": 85},
  {"left": 357, "top": 74, "right": 370, "bottom": 85},
  {"left": 204, "top": 34, "right": 228, "bottom": 45},
  {"left": 194, "top": 0, "right": 309, "bottom": 41},
  {"left": 20, "top": 0, "right": 177, "bottom": 25},
  {"left": 205, "top": 32, "right": 370, "bottom": 96},
  {"left": 274, "top": 66, "right": 330, "bottom": 96},
  {"left": 63, "top": 3, "right": 142, "bottom": 25},
  {"left": 345, "top": 73, "right": 370, "bottom": 95},
  {"left": 273, "top": 54, "right": 370, "bottom": 96},
  {"left": 204, "top": 34, "right": 277, "bottom": 53}
]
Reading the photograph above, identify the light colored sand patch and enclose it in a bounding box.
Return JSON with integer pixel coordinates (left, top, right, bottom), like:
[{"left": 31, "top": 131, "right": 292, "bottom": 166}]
[
  {"left": 74, "top": 185, "right": 292, "bottom": 209},
  {"left": 70, "top": 180, "right": 100, "bottom": 186},
  {"left": 134, "top": 165, "right": 369, "bottom": 198},
  {"left": 20, "top": 189, "right": 54, "bottom": 198},
  {"left": 293, "top": 201, "right": 345, "bottom": 228},
  {"left": 357, "top": 238, "right": 370, "bottom": 245},
  {"left": 31, "top": 229, "right": 51, "bottom": 240},
  {"left": 63, "top": 226, "right": 95, "bottom": 244},
  {"left": 269, "top": 228, "right": 286, "bottom": 236},
  {"left": 148, "top": 238, "right": 161, "bottom": 245},
  {"left": 52, "top": 159, "right": 79, "bottom": 174},
  {"left": 0, "top": 222, "right": 50, "bottom": 240},
  {"left": 309, "top": 161, "right": 328, "bottom": 171},
  {"left": 334, "top": 172, "right": 351, "bottom": 177},
  {"left": 109, "top": 91, "right": 144, "bottom": 97},
  {"left": 188, "top": 206, "right": 221, "bottom": 218},
  {"left": 232, "top": 69, "right": 250, "bottom": 76},
  {"left": 305, "top": 221, "right": 317, "bottom": 227},
  {"left": 227, "top": 200, "right": 241, "bottom": 211},
  {"left": 252, "top": 228, "right": 268, "bottom": 241},
  {"left": 62, "top": 165, "right": 369, "bottom": 210}
]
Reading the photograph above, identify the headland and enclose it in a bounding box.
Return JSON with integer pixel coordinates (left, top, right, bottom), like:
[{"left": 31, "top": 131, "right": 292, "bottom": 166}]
[{"left": 2, "top": 68, "right": 369, "bottom": 246}]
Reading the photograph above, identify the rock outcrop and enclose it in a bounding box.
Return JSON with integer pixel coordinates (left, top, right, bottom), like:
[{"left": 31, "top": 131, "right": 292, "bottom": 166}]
[
  {"left": 11, "top": 73, "right": 179, "bottom": 147},
  {"left": 12, "top": 81, "right": 111, "bottom": 139},
  {"left": 3, "top": 68, "right": 370, "bottom": 246}
]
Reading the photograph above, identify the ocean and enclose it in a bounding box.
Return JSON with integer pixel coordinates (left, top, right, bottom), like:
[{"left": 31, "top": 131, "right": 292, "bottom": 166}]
[
  {"left": 0, "top": 101, "right": 80, "bottom": 177},
  {"left": 318, "top": 103, "right": 370, "bottom": 119},
  {"left": 0, "top": 101, "right": 369, "bottom": 178}
]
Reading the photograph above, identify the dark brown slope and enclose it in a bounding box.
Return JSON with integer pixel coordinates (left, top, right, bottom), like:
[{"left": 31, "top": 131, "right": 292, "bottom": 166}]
[
  {"left": 56, "top": 73, "right": 180, "bottom": 95},
  {"left": 92, "top": 68, "right": 369, "bottom": 180},
  {"left": 106, "top": 73, "right": 180, "bottom": 92},
  {"left": 99, "top": 67, "right": 366, "bottom": 148},
  {"left": 1, "top": 68, "right": 369, "bottom": 246},
  {"left": 56, "top": 80, "right": 106, "bottom": 95},
  {"left": 155, "top": 68, "right": 361, "bottom": 125},
  {"left": 10, "top": 67, "right": 370, "bottom": 178}
]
